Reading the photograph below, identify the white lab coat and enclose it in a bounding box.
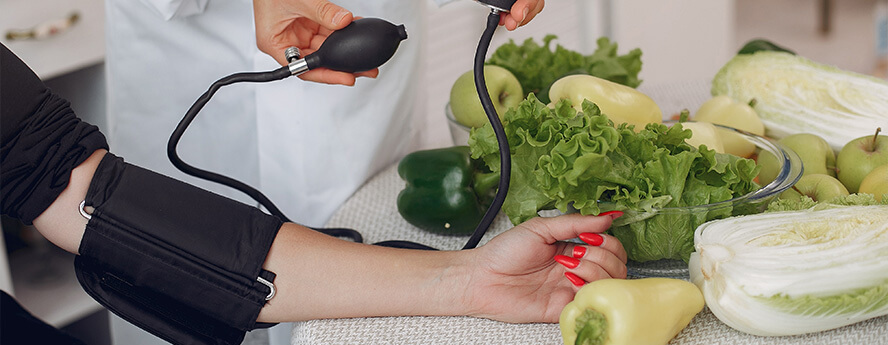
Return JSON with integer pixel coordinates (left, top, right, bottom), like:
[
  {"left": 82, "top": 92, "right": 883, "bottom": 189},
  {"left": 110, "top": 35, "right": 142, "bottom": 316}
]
[{"left": 105, "top": 0, "right": 450, "bottom": 344}]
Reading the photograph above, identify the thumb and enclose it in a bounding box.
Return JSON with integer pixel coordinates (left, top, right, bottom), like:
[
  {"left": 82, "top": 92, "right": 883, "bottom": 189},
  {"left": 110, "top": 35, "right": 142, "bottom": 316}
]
[{"left": 304, "top": 0, "right": 353, "bottom": 31}]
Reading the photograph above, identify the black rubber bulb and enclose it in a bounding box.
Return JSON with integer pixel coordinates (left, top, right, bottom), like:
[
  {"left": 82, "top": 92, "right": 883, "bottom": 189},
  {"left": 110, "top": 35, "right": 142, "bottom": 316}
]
[
  {"left": 476, "top": 0, "right": 517, "bottom": 12},
  {"left": 304, "top": 18, "right": 408, "bottom": 73}
]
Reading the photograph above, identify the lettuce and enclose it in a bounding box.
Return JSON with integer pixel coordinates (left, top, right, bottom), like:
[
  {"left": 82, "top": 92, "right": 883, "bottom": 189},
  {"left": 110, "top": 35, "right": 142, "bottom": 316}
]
[
  {"left": 486, "top": 35, "right": 643, "bottom": 103},
  {"left": 469, "top": 95, "right": 760, "bottom": 262}
]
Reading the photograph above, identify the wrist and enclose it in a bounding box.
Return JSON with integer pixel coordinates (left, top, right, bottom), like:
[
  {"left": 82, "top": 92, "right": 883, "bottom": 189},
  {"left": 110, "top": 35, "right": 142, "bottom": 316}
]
[{"left": 431, "top": 249, "right": 482, "bottom": 318}]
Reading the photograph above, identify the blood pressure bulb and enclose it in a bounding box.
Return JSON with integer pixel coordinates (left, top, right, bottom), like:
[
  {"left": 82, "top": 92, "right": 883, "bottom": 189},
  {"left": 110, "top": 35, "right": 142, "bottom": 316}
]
[{"left": 304, "top": 18, "right": 408, "bottom": 73}]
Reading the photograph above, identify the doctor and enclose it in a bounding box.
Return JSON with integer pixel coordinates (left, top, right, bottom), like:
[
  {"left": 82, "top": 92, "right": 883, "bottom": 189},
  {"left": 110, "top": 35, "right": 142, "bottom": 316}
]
[{"left": 105, "top": 0, "right": 543, "bottom": 343}]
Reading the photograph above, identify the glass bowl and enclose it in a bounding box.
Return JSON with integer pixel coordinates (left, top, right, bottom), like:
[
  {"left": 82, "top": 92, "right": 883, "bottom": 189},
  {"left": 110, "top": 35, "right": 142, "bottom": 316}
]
[
  {"left": 445, "top": 102, "right": 472, "bottom": 146},
  {"left": 610, "top": 122, "right": 803, "bottom": 279}
]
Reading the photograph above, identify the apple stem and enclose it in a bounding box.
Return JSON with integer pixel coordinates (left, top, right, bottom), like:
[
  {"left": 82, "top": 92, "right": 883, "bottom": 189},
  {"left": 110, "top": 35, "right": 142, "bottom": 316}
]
[
  {"left": 747, "top": 98, "right": 757, "bottom": 108},
  {"left": 791, "top": 185, "right": 805, "bottom": 196},
  {"left": 678, "top": 109, "right": 690, "bottom": 122},
  {"left": 871, "top": 127, "right": 882, "bottom": 152}
]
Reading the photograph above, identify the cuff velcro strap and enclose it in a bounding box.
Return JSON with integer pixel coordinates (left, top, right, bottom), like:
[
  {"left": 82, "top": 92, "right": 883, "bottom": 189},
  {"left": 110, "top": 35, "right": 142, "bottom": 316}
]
[{"left": 75, "top": 153, "right": 282, "bottom": 345}]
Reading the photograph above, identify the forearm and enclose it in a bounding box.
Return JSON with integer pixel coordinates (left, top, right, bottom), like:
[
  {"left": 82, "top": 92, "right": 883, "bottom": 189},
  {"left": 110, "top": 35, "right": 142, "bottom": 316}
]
[
  {"left": 258, "top": 223, "right": 473, "bottom": 322},
  {"left": 32, "top": 149, "right": 107, "bottom": 254}
]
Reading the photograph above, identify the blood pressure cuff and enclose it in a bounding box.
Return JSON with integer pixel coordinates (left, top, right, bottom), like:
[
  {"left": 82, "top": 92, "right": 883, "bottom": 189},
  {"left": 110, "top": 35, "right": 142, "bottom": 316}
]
[{"left": 74, "top": 153, "right": 283, "bottom": 345}]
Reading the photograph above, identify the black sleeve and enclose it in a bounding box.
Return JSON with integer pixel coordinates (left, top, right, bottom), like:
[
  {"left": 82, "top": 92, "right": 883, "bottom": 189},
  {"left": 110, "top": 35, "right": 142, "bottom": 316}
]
[
  {"left": 1, "top": 291, "right": 87, "bottom": 345},
  {"left": 1, "top": 43, "right": 109, "bottom": 224}
]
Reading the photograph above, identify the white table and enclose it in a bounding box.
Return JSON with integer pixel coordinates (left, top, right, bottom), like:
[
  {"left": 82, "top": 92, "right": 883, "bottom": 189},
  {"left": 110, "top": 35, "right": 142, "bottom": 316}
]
[{"left": 291, "top": 81, "right": 888, "bottom": 345}]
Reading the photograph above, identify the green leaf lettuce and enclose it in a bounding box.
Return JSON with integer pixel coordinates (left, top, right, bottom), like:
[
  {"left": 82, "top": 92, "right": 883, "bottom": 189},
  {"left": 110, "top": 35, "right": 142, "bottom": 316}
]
[{"left": 469, "top": 95, "right": 761, "bottom": 262}]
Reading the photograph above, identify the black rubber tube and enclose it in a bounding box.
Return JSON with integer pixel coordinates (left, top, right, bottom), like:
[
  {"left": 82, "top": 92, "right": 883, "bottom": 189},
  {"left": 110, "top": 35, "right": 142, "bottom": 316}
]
[
  {"left": 167, "top": 66, "right": 364, "bottom": 243},
  {"left": 168, "top": 67, "right": 291, "bottom": 220},
  {"left": 462, "top": 10, "right": 511, "bottom": 250}
]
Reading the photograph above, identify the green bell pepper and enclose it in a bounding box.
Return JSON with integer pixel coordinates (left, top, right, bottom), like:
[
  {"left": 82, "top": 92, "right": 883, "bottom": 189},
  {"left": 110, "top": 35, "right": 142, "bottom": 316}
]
[{"left": 397, "top": 146, "right": 499, "bottom": 235}]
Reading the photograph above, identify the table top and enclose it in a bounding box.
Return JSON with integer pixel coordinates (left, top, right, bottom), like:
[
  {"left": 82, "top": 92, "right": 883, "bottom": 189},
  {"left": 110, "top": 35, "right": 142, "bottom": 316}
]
[{"left": 291, "top": 81, "right": 888, "bottom": 345}]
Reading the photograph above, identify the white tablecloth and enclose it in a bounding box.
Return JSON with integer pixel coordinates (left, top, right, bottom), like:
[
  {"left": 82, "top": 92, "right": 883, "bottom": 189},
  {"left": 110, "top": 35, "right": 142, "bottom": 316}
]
[{"left": 291, "top": 80, "right": 888, "bottom": 345}]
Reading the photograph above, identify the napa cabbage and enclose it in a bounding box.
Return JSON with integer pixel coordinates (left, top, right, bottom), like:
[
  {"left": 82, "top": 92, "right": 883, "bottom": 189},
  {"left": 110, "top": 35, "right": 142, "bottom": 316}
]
[
  {"left": 689, "top": 205, "right": 888, "bottom": 336},
  {"left": 711, "top": 51, "right": 888, "bottom": 151}
]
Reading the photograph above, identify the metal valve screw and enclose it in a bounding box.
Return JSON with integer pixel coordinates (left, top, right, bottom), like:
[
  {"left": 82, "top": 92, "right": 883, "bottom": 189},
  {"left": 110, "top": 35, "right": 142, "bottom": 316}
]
[{"left": 285, "top": 47, "right": 301, "bottom": 62}]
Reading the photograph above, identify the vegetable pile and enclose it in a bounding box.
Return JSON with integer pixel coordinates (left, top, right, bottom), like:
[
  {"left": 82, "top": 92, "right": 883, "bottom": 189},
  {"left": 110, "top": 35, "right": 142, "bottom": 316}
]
[{"left": 468, "top": 95, "right": 760, "bottom": 262}]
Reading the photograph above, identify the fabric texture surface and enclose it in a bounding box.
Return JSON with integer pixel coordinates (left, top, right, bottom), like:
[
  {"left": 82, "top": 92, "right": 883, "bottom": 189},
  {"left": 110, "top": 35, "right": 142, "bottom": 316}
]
[{"left": 296, "top": 80, "right": 888, "bottom": 345}]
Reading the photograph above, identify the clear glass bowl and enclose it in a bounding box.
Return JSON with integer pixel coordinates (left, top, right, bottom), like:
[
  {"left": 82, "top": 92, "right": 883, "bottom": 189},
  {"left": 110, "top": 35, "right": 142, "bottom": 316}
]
[
  {"left": 445, "top": 102, "right": 472, "bottom": 146},
  {"left": 610, "top": 122, "right": 803, "bottom": 278}
]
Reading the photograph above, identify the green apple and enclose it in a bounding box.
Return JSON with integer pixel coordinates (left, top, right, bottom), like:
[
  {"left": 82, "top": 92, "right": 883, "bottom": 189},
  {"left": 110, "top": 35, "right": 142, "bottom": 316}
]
[
  {"left": 548, "top": 74, "right": 662, "bottom": 131},
  {"left": 758, "top": 133, "right": 835, "bottom": 186},
  {"left": 858, "top": 164, "right": 888, "bottom": 202},
  {"left": 449, "top": 65, "right": 523, "bottom": 128},
  {"left": 693, "top": 96, "right": 764, "bottom": 158},
  {"left": 782, "top": 133, "right": 837, "bottom": 176},
  {"left": 836, "top": 128, "right": 888, "bottom": 193},
  {"left": 779, "top": 174, "right": 849, "bottom": 202},
  {"left": 756, "top": 149, "right": 782, "bottom": 185},
  {"left": 681, "top": 122, "right": 726, "bottom": 154}
]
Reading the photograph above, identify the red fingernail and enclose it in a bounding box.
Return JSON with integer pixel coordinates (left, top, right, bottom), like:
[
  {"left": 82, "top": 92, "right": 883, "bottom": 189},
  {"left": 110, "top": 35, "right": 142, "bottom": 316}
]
[
  {"left": 554, "top": 255, "right": 580, "bottom": 269},
  {"left": 599, "top": 210, "right": 624, "bottom": 219},
  {"left": 572, "top": 246, "right": 587, "bottom": 259},
  {"left": 564, "top": 272, "right": 585, "bottom": 287},
  {"left": 579, "top": 233, "right": 604, "bottom": 246}
]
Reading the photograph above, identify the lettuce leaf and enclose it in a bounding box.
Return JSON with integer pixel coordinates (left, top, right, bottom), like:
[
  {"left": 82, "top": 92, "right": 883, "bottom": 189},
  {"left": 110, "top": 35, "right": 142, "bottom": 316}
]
[
  {"left": 469, "top": 95, "right": 761, "bottom": 262},
  {"left": 486, "top": 35, "right": 643, "bottom": 103}
]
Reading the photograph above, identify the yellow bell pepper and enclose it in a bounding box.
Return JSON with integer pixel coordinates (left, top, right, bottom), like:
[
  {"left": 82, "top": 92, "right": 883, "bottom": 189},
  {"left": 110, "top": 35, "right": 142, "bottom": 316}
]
[
  {"left": 559, "top": 278, "right": 704, "bottom": 345},
  {"left": 548, "top": 74, "right": 662, "bottom": 131},
  {"left": 693, "top": 96, "right": 764, "bottom": 158}
]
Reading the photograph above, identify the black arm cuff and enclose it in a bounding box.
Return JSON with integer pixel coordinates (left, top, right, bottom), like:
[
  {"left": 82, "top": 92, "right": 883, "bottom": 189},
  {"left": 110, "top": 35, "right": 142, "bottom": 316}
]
[{"left": 75, "top": 153, "right": 282, "bottom": 345}]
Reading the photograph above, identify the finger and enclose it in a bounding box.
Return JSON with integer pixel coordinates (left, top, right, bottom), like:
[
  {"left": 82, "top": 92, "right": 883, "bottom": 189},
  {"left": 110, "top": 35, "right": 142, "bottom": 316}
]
[
  {"left": 255, "top": 15, "right": 322, "bottom": 66},
  {"left": 502, "top": 0, "right": 545, "bottom": 30},
  {"left": 524, "top": 0, "right": 545, "bottom": 25},
  {"left": 355, "top": 69, "right": 379, "bottom": 78},
  {"left": 577, "top": 247, "right": 627, "bottom": 279},
  {"left": 562, "top": 262, "right": 611, "bottom": 289},
  {"left": 555, "top": 245, "right": 625, "bottom": 281},
  {"left": 298, "top": 68, "right": 358, "bottom": 86},
  {"left": 521, "top": 212, "right": 616, "bottom": 245},
  {"left": 301, "top": 0, "right": 353, "bottom": 31},
  {"left": 577, "top": 233, "right": 627, "bottom": 264}
]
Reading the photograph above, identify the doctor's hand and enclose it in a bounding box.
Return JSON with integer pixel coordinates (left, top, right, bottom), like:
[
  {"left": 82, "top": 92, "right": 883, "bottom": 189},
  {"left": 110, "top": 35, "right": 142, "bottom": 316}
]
[
  {"left": 460, "top": 212, "right": 627, "bottom": 323},
  {"left": 253, "top": 0, "right": 376, "bottom": 85},
  {"left": 500, "top": 0, "right": 546, "bottom": 31}
]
